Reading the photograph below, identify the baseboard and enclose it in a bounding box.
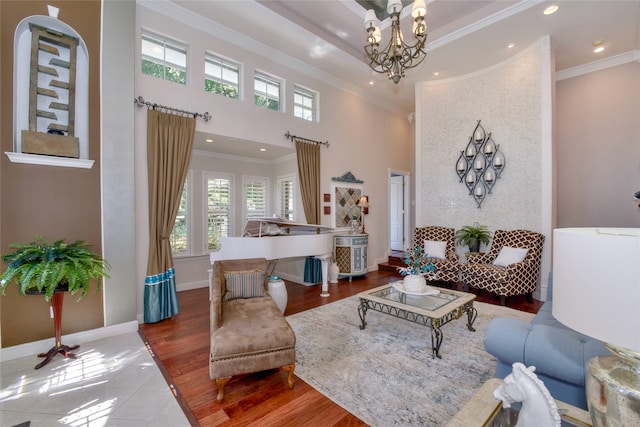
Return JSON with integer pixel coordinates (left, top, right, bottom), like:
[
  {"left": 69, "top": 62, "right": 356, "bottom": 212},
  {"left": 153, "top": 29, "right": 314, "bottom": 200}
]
[
  {"left": 176, "top": 279, "right": 208, "bottom": 292},
  {"left": 0, "top": 320, "right": 139, "bottom": 362}
]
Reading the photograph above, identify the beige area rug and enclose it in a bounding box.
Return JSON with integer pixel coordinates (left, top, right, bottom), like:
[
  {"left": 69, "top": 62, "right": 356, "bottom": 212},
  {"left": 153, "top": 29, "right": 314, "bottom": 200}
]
[{"left": 286, "top": 296, "right": 534, "bottom": 427}]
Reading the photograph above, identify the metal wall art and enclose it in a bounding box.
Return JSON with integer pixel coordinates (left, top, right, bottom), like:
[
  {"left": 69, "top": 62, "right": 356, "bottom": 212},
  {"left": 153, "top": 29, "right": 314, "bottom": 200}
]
[{"left": 455, "top": 120, "right": 506, "bottom": 208}]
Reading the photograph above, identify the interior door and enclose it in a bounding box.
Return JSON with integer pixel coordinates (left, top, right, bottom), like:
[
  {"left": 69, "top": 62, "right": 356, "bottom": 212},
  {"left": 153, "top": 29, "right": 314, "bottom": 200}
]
[{"left": 389, "top": 174, "right": 405, "bottom": 251}]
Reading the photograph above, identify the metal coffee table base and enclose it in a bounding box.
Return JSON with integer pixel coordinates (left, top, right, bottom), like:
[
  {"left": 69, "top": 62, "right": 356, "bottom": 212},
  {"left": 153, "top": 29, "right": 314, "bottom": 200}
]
[{"left": 357, "top": 298, "right": 477, "bottom": 359}]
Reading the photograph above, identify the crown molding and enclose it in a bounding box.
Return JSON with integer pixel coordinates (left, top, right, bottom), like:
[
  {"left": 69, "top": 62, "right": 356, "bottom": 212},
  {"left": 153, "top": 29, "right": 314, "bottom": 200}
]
[{"left": 555, "top": 50, "right": 640, "bottom": 81}]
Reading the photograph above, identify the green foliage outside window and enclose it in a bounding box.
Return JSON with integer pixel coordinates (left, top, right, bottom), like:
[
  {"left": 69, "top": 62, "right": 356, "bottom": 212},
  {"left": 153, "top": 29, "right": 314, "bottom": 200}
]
[
  {"left": 205, "top": 79, "right": 238, "bottom": 99},
  {"left": 142, "top": 59, "right": 186, "bottom": 85},
  {"left": 254, "top": 95, "right": 280, "bottom": 111}
]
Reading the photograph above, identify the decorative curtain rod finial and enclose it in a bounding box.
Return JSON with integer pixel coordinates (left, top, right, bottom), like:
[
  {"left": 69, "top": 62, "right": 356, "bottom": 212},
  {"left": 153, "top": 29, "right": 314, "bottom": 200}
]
[{"left": 284, "top": 131, "right": 329, "bottom": 148}]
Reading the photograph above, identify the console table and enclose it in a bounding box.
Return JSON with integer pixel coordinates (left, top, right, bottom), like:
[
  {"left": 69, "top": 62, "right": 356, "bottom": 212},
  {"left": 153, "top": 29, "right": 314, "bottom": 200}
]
[{"left": 334, "top": 233, "right": 368, "bottom": 281}]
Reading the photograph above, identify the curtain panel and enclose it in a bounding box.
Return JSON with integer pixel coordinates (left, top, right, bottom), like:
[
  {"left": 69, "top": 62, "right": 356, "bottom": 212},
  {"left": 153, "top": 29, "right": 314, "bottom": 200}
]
[
  {"left": 295, "top": 140, "right": 320, "bottom": 224},
  {"left": 144, "top": 110, "right": 195, "bottom": 323}
]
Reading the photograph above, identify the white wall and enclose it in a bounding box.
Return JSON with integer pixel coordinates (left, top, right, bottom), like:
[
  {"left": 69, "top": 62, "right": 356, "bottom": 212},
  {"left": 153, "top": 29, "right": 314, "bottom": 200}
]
[
  {"left": 134, "top": 3, "right": 413, "bottom": 320},
  {"left": 415, "top": 38, "right": 553, "bottom": 299}
]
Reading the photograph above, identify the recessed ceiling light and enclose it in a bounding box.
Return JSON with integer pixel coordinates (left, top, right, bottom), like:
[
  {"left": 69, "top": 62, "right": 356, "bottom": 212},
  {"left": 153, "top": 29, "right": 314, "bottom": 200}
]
[
  {"left": 432, "top": 71, "right": 440, "bottom": 77},
  {"left": 543, "top": 5, "right": 559, "bottom": 15},
  {"left": 507, "top": 43, "right": 515, "bottom": 49},
  {"left": 205, "top": 139, "right": 213, "bottom": 143},
  {"left": 592, "top": 40, "right": 605, "bottom": 53},
  {"left": 260, "top": 148, "right": 267, "bottom": 152},
  {"left": 369, "top": 80, "right": 375, "bottom": 85}
]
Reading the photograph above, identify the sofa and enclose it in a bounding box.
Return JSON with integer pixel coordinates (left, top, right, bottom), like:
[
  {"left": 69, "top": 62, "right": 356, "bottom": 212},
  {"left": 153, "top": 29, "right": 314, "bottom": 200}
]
[
  {"left": 210, "top": 258, "right": 296, "bottom": 402},
  {"left": 483, "top": 273, "right": 609, "bottom": 410}
]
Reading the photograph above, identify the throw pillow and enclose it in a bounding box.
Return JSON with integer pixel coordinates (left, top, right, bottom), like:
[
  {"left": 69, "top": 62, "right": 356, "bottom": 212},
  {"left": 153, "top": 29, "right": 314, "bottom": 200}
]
[
  {"left": 223, "top": 269, "right": 266, "bottom": 301},
  {"left": 493, "top": 247, "right": 529, "bottom": 267},
  {"left": 424, "top": 240, "right": 447, "bottom": 259}
]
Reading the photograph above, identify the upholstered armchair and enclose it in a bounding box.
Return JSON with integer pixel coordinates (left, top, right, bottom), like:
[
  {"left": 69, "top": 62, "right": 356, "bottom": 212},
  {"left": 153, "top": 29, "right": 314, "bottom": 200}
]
[
  {"left": 460, "top": 229, "right": 545, "bottom": 306},
  {"left": 210, "top": 258, "right": 296, "bottom": 402},
  {"left": 411, "top": 226, "right": 460, "bottom": 284}
]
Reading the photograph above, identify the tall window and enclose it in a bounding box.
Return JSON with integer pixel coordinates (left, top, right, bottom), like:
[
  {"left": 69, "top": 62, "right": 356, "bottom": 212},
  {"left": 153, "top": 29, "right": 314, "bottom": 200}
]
[
  {"left": 205, "top": 54, "right": 240, "bottom": 99},
  {"left": 170, "top": 172, "right": 191, "bottom": 255},
  {"left": 205, "top": 173, "right": 233, "bottom": 251},
  {"left": 141, "top": 32, "right": 188, "bottom": 84},
  {"left": 294, "top": 85, "right": 317, "bottom": 121},
  {"left": 277, "top": 175, "right": 295, "bottom": 221},
  {"left": 254, "top": 71, "right": 282, "bottom": 112},
  {"left": 244, "top": 176, "right": 269, "bottom": 222}
]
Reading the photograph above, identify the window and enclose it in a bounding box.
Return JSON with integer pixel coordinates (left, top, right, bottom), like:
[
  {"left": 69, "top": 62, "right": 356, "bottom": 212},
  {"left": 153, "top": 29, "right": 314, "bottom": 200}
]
[
  {"left": 277, "top": 175, "right": 295, "bottom": 221},
  {"left": 170, "top": 172, "right": 191, "bottom": 255},
  {"left": 141, "top": 32, "right": 187, "bottom": 84},
  {"left": 205, "top": 54, "right": 240, "bottom": 99},
  {"left": 294, "top": 85, "right": 317, "bottom": 121},
  {"left": 205, "top": 173, "right": 233, "bottom": 251},
  {"left": 254, "top": 71, "right": 282, "bottom": 112},
  {"left": 244, "top": 176, "right": 269, "bottom": 222}
]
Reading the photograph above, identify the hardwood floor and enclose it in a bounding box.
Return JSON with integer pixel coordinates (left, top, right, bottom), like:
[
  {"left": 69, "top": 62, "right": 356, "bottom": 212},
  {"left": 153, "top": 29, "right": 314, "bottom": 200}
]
[{"left": 138, "top": 269, "right": 542, "bottom": 426}]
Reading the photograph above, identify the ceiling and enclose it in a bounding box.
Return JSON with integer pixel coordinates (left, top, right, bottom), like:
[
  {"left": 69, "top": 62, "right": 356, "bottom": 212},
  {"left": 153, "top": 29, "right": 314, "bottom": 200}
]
[{"left": 154, "top": 0, "right": 640, "bottom": 157}]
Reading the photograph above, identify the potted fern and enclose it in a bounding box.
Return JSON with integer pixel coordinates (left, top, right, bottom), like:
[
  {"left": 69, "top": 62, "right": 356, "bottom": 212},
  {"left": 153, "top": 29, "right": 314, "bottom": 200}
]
[
  {"left": 0, "top": 235, "right": 110, "bottom": 300},
  {"left": 0, "top": 235, "right": 110, "bottom": 368},
  {"left": 455, "top": 223, "right": 492, "bottom": 253}
]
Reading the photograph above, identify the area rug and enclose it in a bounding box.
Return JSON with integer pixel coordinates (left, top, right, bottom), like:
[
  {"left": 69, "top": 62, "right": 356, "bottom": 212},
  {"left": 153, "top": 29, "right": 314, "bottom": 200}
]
[{"left": 286, "top": 296, "right": 534, "bottom": 426}]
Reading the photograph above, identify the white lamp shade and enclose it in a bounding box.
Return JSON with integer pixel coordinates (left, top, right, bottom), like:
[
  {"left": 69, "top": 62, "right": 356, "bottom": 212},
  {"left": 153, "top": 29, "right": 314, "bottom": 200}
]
[
  {"left": 387, "top": 0, "right": 403, "bottom": 15},
  {"left": 364, "top": 9, "right": 380, "bottom": 30},
  {"left": 552, "top": 228, "right": 640, "bottom": 352},
  {"left": 411, "top": 0, "right": 427, "bottom": 18}
]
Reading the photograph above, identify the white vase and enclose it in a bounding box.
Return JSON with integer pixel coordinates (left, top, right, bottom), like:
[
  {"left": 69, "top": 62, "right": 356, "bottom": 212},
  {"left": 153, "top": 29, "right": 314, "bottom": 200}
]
[
  {"left": 403, "top": 274, "right": 426, "bottom": 292},
  {"left": 329, "top": 262, "right": 340, "bottom": 283}
]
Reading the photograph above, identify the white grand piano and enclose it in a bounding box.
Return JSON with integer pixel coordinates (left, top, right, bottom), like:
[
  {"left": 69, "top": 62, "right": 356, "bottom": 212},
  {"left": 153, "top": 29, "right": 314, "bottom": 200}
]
[{"left": 209, "top": 217, "right": 335, "bottom": 296}]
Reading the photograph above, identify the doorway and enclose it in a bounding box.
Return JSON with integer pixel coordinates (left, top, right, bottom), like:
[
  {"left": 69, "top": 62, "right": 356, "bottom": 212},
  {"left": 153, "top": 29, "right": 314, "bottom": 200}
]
[{"left": 389, "top": 171, "right": 409, "bottom": 252}]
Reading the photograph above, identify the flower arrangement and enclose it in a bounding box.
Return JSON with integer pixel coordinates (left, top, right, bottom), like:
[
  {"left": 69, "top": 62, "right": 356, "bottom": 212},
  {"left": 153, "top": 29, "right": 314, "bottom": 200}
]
[{"left": 397, "top": 245, "right": 435, "bottom": 276}]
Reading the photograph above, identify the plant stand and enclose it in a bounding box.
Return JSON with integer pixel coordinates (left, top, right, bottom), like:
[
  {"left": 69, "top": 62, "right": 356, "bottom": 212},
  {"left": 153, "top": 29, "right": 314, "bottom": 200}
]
[{"left": 35, "top": 291, "right": 79, "bottom": 369}]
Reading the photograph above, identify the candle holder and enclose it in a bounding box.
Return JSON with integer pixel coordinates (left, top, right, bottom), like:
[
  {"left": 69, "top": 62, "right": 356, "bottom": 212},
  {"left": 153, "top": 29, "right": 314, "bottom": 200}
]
[{"left": 454, "top": 120, "right": 506, "bottom": 208}]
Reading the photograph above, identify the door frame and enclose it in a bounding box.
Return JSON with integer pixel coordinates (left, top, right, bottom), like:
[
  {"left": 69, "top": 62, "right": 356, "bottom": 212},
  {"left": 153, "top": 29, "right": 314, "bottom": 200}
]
[{"left": 388, "top": 169, "right": 410, "bottom": 253}]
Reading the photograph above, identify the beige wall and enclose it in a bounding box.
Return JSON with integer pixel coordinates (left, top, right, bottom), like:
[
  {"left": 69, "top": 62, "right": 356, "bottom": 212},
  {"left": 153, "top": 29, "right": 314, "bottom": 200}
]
[
  {"left": 0, "top": 0, "right": 103, "bottom": 347},
  {"left": 556, "top": 62, "right": 640, "bottom": 228}
]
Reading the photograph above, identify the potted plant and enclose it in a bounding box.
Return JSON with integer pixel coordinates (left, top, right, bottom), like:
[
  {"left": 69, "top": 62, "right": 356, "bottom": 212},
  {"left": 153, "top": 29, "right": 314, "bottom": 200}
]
[
  {"left": 455, "top": 223, "right": 492, "bottom": 253},
  {"left": 0, "top": 235, "right": 110, "bottom": 369},
  {"left": 397, "top": 244, "right": 435, "bottom": 292},
  {"left": 0, "top": 235, "right": 110, "bottom": 300}
]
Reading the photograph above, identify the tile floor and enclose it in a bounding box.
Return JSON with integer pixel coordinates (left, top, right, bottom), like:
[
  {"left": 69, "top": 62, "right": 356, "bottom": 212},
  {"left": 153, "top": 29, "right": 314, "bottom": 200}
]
[{"left": 0, "top": 332, "right": 189, "bottom": 426}]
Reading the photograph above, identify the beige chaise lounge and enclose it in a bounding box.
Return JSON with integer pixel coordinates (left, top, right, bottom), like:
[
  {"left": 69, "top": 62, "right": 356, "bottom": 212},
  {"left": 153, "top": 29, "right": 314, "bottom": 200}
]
[{"left": 209, "top": 258, "right": 296, "bottom": 402}]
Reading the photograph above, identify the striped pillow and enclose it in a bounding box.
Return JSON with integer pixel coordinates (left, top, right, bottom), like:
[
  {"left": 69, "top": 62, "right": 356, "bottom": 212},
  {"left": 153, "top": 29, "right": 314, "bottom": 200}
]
[{"left": 223, "top": 269, "right": 266, "bottom": 301}]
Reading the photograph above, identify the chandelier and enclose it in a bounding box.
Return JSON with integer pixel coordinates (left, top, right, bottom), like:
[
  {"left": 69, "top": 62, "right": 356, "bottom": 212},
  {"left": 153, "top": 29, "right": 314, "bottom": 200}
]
[{"left": 364, "top": 0, "right": 427, "bottom": 84}]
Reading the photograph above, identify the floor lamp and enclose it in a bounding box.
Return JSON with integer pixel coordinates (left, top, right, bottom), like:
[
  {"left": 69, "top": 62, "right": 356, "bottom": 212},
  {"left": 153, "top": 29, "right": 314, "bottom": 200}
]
[{"left": 552, "top": 228, "right": 640, "bottom": 426}]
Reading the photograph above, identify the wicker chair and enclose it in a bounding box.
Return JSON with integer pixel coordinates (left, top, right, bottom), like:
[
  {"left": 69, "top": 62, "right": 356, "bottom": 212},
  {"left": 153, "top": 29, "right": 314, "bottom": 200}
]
[
  {"left": 411, "top": 226, "right": 460, "bottom": 285},
  {"left": 460, "top": 229, "right": 545, "bottom": 305}
]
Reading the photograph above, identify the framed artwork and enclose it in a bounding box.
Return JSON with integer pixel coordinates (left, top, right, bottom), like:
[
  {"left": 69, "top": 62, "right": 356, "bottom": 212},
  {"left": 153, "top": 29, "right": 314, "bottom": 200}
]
[
  {"left": 331, "top": 182, "right": 363, "bottom": 229},
  {"left": 324, "top": 206, "right": 331, "bottom": 215},
  {"left": 323, "top": 193, "right": 330, "bottom": 203}
]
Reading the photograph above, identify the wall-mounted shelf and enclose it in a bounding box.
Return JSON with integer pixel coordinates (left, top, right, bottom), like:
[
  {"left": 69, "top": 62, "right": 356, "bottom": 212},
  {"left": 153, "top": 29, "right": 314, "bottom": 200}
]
[{"left": 5, "top": 152, "right": 94, "bottom": 169}]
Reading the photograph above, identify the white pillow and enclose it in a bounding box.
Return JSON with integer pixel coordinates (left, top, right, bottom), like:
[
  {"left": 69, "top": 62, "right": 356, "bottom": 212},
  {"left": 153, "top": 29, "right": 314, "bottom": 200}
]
[
  {"left": 424, "top": 240, "right": 447, "bottom": 260},
  {"left": 493, "top": 247, "right": 529, "bottom": 267}
]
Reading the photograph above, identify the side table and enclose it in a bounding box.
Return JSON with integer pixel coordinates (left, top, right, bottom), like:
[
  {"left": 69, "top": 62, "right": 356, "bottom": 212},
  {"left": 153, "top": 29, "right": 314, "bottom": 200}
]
[
  {"left": 447, "top": 378, "right": 592, "bottom": 427},
  {"left": 334, "top": 233, "right": 368, "bottom": 281}
]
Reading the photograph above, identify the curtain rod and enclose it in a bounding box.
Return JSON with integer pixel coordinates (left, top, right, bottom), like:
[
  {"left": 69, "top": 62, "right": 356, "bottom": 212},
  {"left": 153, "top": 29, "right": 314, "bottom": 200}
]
[
  {"left": 134, "top": 96, "right": 211, "bottom": 122},
  {"left": 285, "top": 131, "right": 329, "bottom": 148}
]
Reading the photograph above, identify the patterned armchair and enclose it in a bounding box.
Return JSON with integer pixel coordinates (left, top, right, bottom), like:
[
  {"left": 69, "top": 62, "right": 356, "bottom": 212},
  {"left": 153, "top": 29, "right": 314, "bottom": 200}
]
[
  {"left": 460, "top": 229, "right": 545, "bottom": 306},
  {"left": 411, "top": 226, "right": 460, "bottom": 284}
]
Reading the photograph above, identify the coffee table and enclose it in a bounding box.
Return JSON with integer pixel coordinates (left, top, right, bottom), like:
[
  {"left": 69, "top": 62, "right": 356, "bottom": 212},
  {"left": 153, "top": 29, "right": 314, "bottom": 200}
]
[{"left": 357, "top": 281, "right": 477, "bottom": 359}]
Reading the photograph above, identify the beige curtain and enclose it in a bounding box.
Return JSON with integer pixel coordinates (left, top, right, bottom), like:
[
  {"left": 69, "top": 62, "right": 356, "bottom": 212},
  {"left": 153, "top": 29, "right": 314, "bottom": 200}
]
[
  {"left": 144, "top": 109, "right": 195, "bottom": 323},
  {"left": 296, "top": 140, "right": 320, "bottom": 224}
]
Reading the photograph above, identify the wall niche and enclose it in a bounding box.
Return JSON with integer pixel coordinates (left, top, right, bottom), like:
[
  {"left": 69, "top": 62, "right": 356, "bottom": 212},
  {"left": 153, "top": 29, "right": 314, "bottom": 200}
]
[{"left": 8, "top": 6, "right": 93, "bottom": 168}]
